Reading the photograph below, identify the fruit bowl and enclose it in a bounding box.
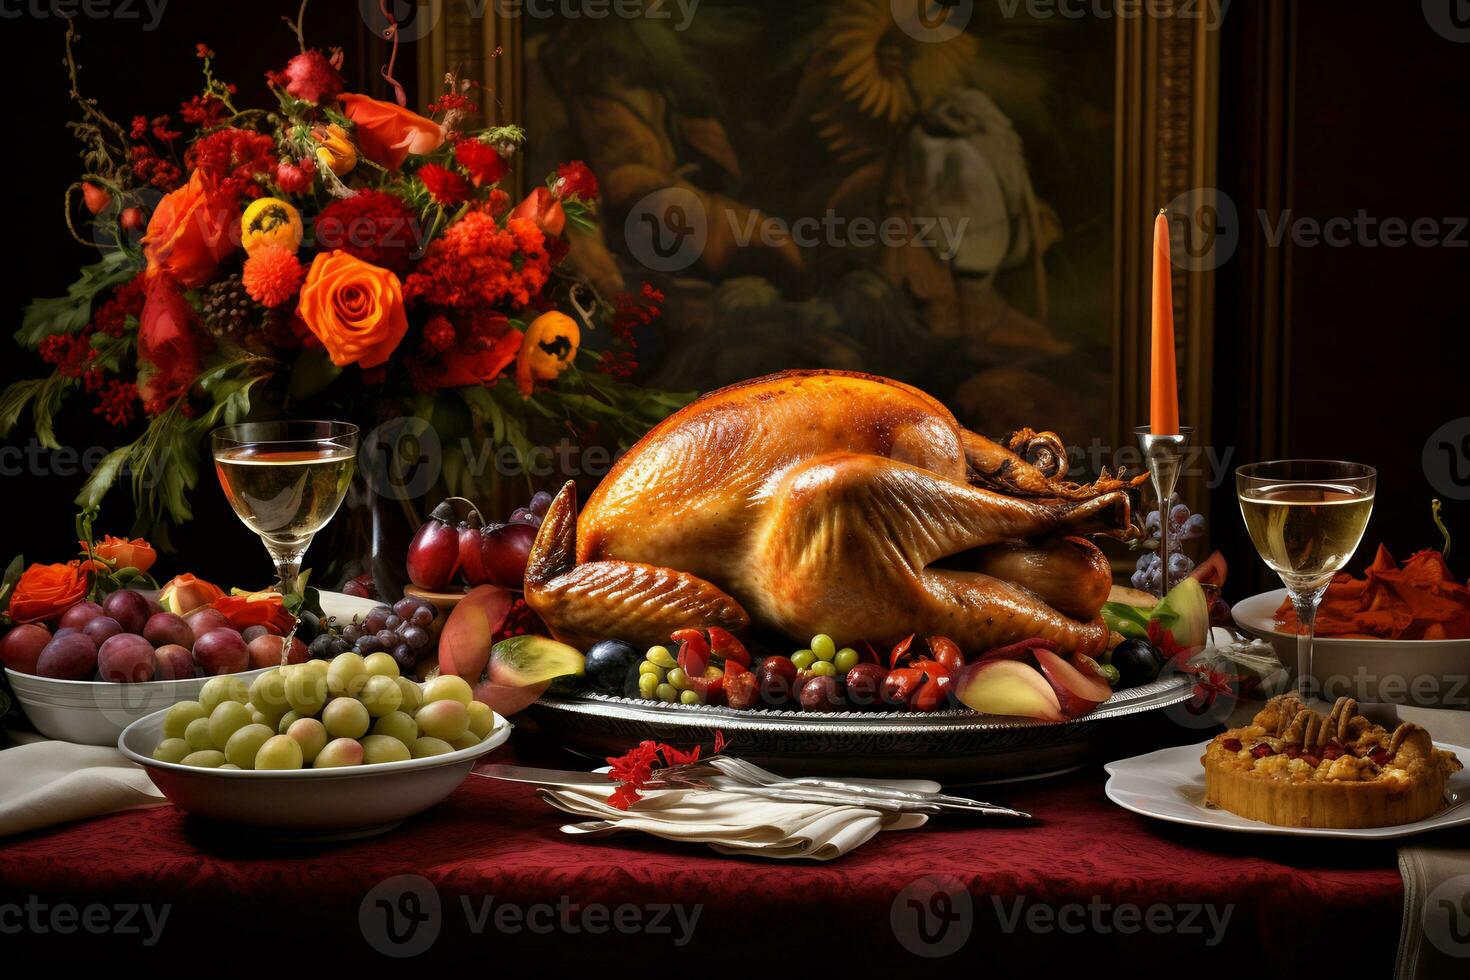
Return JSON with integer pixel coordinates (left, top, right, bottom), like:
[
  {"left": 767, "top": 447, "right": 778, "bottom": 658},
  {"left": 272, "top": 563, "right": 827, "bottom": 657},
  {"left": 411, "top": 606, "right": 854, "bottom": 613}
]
[
  {"left": 5, "top": 590, "right": 381, "bottom": 746},
  {"left": 118, "top": 705, "right": 512, "bottom": 839},
  {"left": 524, "top": 674, "right": 1194, "bottom": 783}
]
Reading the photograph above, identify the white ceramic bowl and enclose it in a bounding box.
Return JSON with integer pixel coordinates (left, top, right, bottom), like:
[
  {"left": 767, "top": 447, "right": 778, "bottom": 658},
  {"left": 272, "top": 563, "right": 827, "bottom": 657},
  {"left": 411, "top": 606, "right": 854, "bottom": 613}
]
[
  {"left": 5, "top": 590, "right": 384, "bottom": 745},
  {"left": 118, "top": 707, "right": 512, "bottom": 839},
  {"left": 1232, "top": 588, "right": 1470, "bottom": 709}
]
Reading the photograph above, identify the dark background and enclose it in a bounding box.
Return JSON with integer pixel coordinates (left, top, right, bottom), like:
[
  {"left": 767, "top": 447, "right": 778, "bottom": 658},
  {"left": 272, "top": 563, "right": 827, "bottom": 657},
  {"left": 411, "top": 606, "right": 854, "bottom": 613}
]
[{"left": 0, "top": 1, "right": 1465, "bottom": 598}]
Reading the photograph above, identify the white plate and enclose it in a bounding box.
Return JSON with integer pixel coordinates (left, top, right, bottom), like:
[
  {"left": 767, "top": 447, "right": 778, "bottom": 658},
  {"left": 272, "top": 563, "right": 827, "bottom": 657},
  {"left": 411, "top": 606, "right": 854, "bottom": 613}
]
[
  {"left": 119, "top": 705, "right": 513, "bottom": 840},
  {"left": 6, "top": 590, "right": 385, "bottom": 745},
  {"left": 1232, "top": 589, "right": 1470, "bottom": 709},
  {"left": 1104, "top": 740, "right": 1470, "bottom": 839}
]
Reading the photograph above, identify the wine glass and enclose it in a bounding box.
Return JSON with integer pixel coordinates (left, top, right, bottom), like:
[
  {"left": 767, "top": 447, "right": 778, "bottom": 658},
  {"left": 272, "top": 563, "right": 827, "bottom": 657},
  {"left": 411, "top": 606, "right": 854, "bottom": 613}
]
[
  {"left": 1236, "top": 460, "right": 1376, "bottom": 698},
  {"left": 212, "top": 421, "right": 359, "bottom": 594}
]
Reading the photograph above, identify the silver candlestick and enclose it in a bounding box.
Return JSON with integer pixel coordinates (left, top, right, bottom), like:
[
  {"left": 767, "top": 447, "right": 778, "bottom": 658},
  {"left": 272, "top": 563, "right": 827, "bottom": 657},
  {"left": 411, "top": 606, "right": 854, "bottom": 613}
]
[{"left": 1135, "top": 425, "right": 1193, "bottom": 597}]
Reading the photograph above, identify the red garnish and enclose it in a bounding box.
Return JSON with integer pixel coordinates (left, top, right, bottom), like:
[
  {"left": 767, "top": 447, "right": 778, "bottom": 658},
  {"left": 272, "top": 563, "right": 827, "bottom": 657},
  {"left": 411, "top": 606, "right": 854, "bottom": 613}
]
[
  {"left": 1284, "top": 745, "right": 1301, "bottom": 758},
  {"left": 1370, "top": 748, "right": 1392, "bottom": 766},
  {"left": 1221, "top": 738, "right": 1242, "bottom": 752},
  {"left": 1251, "top": 743, "right": 1275, "bottom": 759},
  {"left": 1323, "top": 744, "right": 1343, "bottom": 760},
  {"left": 1302, "top": 754, "right": 1322, "bottom": 768},
  {"left": 603, "top": 733, "right": 728, "bottom": 810}
]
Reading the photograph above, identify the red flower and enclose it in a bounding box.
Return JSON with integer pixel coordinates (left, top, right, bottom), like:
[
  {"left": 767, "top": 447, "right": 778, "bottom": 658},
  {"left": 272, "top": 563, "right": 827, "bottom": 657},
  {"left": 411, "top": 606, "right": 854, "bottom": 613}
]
[
  {"left": 404, "top": 212, "right": 550, "bottom": 314},
  {"left": 137, "top": 276, "right": 205, "bottom": 414},
  {"left": 39, "top": 334, "right": 95, "bottom": 379},
  {"left": 180, "top": 92, "right": 230, "bottom": 128},
  {"left": 453, "top": 138, "right": 508, "bottom": 187},
  {"left": 339, "top": 93, "right": 444, "bottom": 170},
  {"left": 93, "top": 379, "right": 139, "bottom": 427},
  {"left": 418, "top": 163, "right": 468, "bottom": 206},
  {"left": 421, "top": 314, "right": 456, "bottom": 355},
  {"left": 553, "top": 160, "right": 599, "bottom": 201},
  {"left": 269, "top": 49, "right": 345, "bottom": 104},
  {"left": 212, "top": 592, "right": 297, "bottom": 635},
  {"left": 186, "top": 128, "right": 276, "bottom": 202},
  {"left": 91, "top": 277, "right": 146, "bottom": 338},
  {"left": 9, "top": 562, "right": 89, "bottom": 625},
  {"left": 313, "top": 190, "right": 420, "bottom": 276},
  {"left": 413, "top": 324, "right": 521, "bottom": 390},
  {"left": 142, "top": 169, "right": 237, "bottom": 287},
  {"left": 274, "top": 158, "right": 316, "bottom": 195}
]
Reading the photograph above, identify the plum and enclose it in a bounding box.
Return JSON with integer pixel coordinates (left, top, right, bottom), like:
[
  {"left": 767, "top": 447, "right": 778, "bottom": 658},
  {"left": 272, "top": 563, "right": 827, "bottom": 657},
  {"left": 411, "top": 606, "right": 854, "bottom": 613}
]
[
  {"left": 98, "top": 634, "right": 157, "bottom": 683},
  {"left": 193, "top": 628, "right": 249, "bottom": 675},
  {"left": 584, "top": 639, "right": 640, "bottom": 694},
  {"left": 102, "top": 589, "right": 151, "bottom": 634},
  {"left": 36, "top": 633, "right": 98, "bottom": 680},
  {"left": 143, "top": 611, "right": 194, "bottom": 649},
  {"left": 58, "top": 601, "right": 104, "bottom": 631},
  {"left": 247, "top": 634, "right": 307, "bottom": 670},
  {"left": 82, "top": 616, "right": 124, "bottom": 647},
  {"left": 1, "top": 624, "right": 52, "bottom": 675},
  {"left": 153, "top": 643, "right": 196, "bottom": 680},
  {"left": 183, "top": 607, "right": 230, "bottom": 637}
]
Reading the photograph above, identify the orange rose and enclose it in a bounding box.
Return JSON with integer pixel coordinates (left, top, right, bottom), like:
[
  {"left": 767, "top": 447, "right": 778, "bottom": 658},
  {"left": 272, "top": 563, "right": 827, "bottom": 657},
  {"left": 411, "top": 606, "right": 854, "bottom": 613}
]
[
  {"left": 158, "top": 573, "right": 225, "bottom": 615},
  {"left": 509, "top": 187, "right": 566, "bottom": 238},
  {"left": 212, "top": 592, "right": 296, "bottom": 635},
  {"left": 339, "top": 93, "right": 443, "bottom": 170},
  {"left": 421, "top": 327, "right": 522, "bottom": 389},
  {"left": 81, "top": 535, "right": 157, "bottom": 574},
  {"left": 9, "top": 561, "right": 89, "bottom": 624},
  {"left": 142, "top": 169, "right": 238, "bottom": 287},
  {"left": 297, "top": 251, "right": 409, "bottom": 368}
]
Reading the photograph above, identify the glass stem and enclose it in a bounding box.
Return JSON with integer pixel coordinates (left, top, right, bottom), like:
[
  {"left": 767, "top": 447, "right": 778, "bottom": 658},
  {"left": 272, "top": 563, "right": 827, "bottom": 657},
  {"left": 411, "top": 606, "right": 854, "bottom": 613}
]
[
  {"left": 265, "top": 540, "right": 307, "bottom": 596},
  {"left": 1156, "top": 498, "right": 1171, "bottom": 599},
  {"left": 1290, "top": 588, "right": 1324, "bottom": 700}
]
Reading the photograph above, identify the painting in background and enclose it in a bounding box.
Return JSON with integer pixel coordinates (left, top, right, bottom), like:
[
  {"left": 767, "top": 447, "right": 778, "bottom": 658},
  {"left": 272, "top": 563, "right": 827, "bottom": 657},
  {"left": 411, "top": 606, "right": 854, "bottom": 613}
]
[{"left": 522, "top": 0, "right": 1115, "bottom": 451}]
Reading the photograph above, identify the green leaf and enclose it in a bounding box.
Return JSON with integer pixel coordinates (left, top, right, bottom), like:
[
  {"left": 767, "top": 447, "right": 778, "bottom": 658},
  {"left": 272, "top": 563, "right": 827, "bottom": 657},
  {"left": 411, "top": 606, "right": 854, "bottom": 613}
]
[
  {"left": 15, "top": 250, "right": 142, "bottom": 348},
  {"left": 0, "top": 374, "right": 74, "bottom": 450},
  {"left": 0, "top": 553, "right": 24, "bottom": 616},
  {"left": 75, "top": 446, "right": 131, "bottom": 511},
  {"left": 288, "top": 348, "right": 342, "bottom": 401}
]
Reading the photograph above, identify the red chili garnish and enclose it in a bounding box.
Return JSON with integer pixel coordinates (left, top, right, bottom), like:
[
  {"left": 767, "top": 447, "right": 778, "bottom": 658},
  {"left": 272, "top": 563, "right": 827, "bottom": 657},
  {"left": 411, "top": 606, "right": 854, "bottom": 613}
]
[
  {"left": 706, "top": 626, "right": 751, "bottom": 668},
  {"left": 888, "top": 634, "right": 917, "bottom": 670},
  {"left": 1221, "top": 738, "right": 1242, "bottom": 752},
  {"left": 671, "top": 628, "right": 710, "bottom": 677},
  {"left": 925, "top": 636, "right": 965, "bottom": 674}
]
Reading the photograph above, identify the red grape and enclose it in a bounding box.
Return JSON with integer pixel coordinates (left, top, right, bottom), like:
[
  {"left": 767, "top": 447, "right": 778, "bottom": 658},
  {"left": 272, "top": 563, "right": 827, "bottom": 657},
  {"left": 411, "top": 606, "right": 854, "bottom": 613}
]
[
  {"left": 153, "top": 644, "right": 196, "bottom": 680},
  {"left": 193, "top": 628, "right": 248, "bottom": 675},
  {"left": 528, "top": 491, "right": 553, "bottom": 517},
  {"left": 58, "top": 601, "right": 104, "bottom": 631},
  {"left": 36, "top": 633, "right": 98, "bottom": 680},
  {"left": 247, "top": 634, "right": 307, "bottom": 670},
  {"left": 184, "top": 607, "right": 230, "bottom": 637},
  {"left": 98, "top": 634, "right": 156, "bottom": 683},
  {"left": 143, "top": 612, "right": 194, "bottom": 649},
  {"left": 82, "top": 616, "right": 124, "bottom": 646},
  {"left": 102, "top": 590, "right": 151, "bottom": 634},
  {"left": 1, "top": 624, "right": 52, "bottom": 675}
]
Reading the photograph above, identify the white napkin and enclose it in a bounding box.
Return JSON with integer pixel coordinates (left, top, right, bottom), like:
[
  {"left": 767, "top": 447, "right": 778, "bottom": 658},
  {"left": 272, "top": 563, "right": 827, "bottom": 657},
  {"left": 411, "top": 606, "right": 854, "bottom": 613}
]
[
  {"left": 539, "top": 780, "right": 933, "bottom": 860},
  {"left": 0, "top": 737, "right": 166, "bottom": 837}
]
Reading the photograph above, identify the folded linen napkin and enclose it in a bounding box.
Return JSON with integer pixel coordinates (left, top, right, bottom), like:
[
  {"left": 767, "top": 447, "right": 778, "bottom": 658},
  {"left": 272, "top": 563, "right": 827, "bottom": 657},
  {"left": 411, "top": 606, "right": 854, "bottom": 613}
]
[
  {"left": 0, "top": 738, "right": 165, "bottom": 838},
  {"left": 538, "top": 777, "right": 937, "bottom": 860},
  {"left": 1396, "top": 845, "right": 1470, "bottom": 980}
]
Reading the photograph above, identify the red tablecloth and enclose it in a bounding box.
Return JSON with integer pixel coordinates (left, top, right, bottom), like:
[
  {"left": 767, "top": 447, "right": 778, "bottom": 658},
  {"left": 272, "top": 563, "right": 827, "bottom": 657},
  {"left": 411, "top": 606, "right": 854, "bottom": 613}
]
[{"left": 0, "top": 733, "right": 1403, "bottom": 971}]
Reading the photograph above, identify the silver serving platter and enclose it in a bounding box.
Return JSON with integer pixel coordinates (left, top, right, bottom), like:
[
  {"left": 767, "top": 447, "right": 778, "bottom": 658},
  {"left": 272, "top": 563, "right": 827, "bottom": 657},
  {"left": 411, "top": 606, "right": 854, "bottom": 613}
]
[{"left": 523, "top": 675, "right": 1195, "bottom": 783}]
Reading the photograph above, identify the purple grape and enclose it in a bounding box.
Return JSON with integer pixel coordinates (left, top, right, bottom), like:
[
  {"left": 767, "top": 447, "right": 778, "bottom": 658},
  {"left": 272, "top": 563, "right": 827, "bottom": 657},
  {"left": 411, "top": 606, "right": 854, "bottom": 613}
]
[
  {"left": 341, "top": 624, "right": 363, "bottom": 645},
  {"left": 363, "top": 607, "right": 391, "bottom": 633},
  {"left": 528, "top": 491, "right": 553, "bottom": 516},
  {"left": 375, "top": 629, "right": 398, "bottom": 649},
  {"left": 391, "top": 643, "right": 416, "bottom": 673},
  {"left": 384, "top": 614, "right": 403, "bottom": 631},
  {"left": 410, "top": 606, "right": 434, "bottom": 628},
  {"left": 509, "top": 507, "right": 542, "bottom": 527},
  {"left": 393, "top": 597, "right": 418, "bottom": 619},
  {"left": 356, "top": 635, "right": 382, "bottom": 655},
  {"left": 401, "top": 625, "right": 431, "bottom": 651}
]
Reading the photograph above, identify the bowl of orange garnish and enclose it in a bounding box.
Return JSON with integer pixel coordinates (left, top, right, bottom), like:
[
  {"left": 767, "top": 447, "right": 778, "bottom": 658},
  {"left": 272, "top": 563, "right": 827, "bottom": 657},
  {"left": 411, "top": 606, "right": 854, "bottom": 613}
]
[{"left": 1232, "top": 543, "right": 1470, "bottom": 708}]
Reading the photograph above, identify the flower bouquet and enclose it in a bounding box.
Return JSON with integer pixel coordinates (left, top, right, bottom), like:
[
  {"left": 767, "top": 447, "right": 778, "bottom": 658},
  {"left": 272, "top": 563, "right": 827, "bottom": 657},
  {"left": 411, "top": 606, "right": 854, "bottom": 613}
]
[{"left": 0, "top": 11, "right": 688, "bottom": 552}]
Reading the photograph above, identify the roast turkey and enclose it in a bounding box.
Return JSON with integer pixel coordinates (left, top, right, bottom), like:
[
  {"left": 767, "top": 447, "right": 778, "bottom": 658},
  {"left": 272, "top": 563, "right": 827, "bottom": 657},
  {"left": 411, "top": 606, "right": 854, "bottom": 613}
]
[{"left": 525, "top": 371, "right": 1143, "bottom": 657}]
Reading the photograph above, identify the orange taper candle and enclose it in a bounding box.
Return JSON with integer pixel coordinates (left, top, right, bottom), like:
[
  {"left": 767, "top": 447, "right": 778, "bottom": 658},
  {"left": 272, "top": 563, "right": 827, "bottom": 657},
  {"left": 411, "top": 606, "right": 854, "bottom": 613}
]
[{"left": 1150, "top": 209, "right": 1179, "bottom": 434}]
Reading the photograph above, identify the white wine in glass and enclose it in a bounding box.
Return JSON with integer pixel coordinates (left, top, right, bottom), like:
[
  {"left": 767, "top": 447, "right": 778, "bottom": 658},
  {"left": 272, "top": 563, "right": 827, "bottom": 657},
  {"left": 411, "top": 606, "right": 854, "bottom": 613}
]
[
  {"left": 1237, "top": 461, "right": 1375, "bottom": 697},
  {"left": 212, "top": 421, "right": 358, "bottom": 594}
]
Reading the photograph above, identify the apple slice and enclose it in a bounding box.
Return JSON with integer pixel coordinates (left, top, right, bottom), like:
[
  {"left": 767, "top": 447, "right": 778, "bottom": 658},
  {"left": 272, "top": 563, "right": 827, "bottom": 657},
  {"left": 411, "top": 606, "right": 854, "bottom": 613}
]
[
  {"left": 1035, "top": 649, "right": 1113, "bottom": 719},
  {"left": 473, "top": 678, "right": 551, "bottom": 718},
  {"left": 955, "top": 659, "right": 1065, "bottom": 722},
  {"left": 438, "top": 585, "right": 514, "bottom": 682},
  {"left": 977, "top": 636, "right": 1057, "bottom": 662}
]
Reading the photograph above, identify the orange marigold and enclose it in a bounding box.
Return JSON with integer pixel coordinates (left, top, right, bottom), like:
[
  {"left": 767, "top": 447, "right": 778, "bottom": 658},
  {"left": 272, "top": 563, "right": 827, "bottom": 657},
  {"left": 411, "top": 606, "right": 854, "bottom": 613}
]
[
  {"left": 404, "top": 212, "right": 550, "bottom": 313},
  {"left": 243, "top": 245, "right": 306, "bottom": 307}
]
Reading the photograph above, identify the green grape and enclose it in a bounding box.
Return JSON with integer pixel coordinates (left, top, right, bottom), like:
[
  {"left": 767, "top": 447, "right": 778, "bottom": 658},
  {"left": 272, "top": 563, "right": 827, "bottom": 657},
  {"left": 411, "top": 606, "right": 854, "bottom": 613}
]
[
  {"left": 655, "top": 683, "right": 678, "bottom": 702},
  {"left": 218, "top": 764, "right": 241, "bottom": 770},
  {"left": 679, "top": 689, "right": 704, "bottom": 706},
  {"left": 361, "top": 734, "right": 410, "bottom": 765},
  {"left": 224, "top": 723, "right": 275, "bottom": 770},
  {"left": 637, "top": 671, "right": 660, "bottom": 698},
  {"left": 834, "top": 648, "right": 860, "bottom": 673},
  {"left": 207, "top": 700, "right": 254, "bottom": 749},
  {"left": 163, "top": 701, "right": 207, "bottom": 740},
  {"left": 1098, "top": 663, "right": 1121, "bottom": 686},
  {"left": 360, "top": 675, "right": 403, "bottom": 718},
  {"left": 285, "top": 717, "right": 328, "bottom": 764},
  {"left": 414, "top": 700, "right": 468, "bottom": 741},
  {"left": 422, "top": 675, "right": 472, "bottom": 706},
  {"left": 362, "top": 651, "right": 400, "bottom": 679},
  {"left": 181, "top": 750, "right": 226, "bottom": 768},
  {"left": 790, "top": 650, "right": 816, "bottom": 671},
  {"left": 285, "top": 667, "right": 328, "bottom": 715},
  {"left": 276, "top": 710, "right": 302, "bottom": 734},
  {"left": 373, "top": 710, "right": 419, "bottom": 746},
  {"left": 255, "top": 734, "right": 304, "bottom": 770},
  {"left": 666, "top": 667, "right": 688, "bottom": 690},
  {"left": 810, "top": 634, "right": 837, "bottom": 660},
  {"left": 808, "top": 660, "right": 837, "bottom": 677},
  {"left": 326, "top": 652, "right": 367, "bottom": 698},
  {"left": 646, "top": 645, "right": 677, "bottom": 669},
  {"left": 152, "top": 738, "right": 191, "bottom": 764},
  {"left": 184, "top": 717, "right": 215, "bottom": 752},
  {"left": 394, "top": 676, "right": 424, "bottom": 714},
  {"left": 314, "top": 738, "right": 364, "bottom": 768},
  {"left": 322, "top": 698, "right": 371, "bottom": 739},
  {"left": 466, "top": 701, "right": 494, "bottom": 739},
  {"left": 638, "top": 661, "right": 665, "bottom": 679},
  {"left": 449, "top": 732, "right": 481, "bottom": 751},
  {"left": 411, "top": 737, "right": 455, "bottom": 759},
  {"left": 199, "top": 676, "right": 248, "bottom": 714},
  {"left": 249, "top": 670, "right": 289, "bottom": 718}
]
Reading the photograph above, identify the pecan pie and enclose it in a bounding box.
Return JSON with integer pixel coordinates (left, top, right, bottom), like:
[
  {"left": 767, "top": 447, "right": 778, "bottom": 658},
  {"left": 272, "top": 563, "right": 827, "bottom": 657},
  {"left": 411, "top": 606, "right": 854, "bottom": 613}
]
[{"left": 1201, "top": 694, "right": 1462, "bottom": 828}]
